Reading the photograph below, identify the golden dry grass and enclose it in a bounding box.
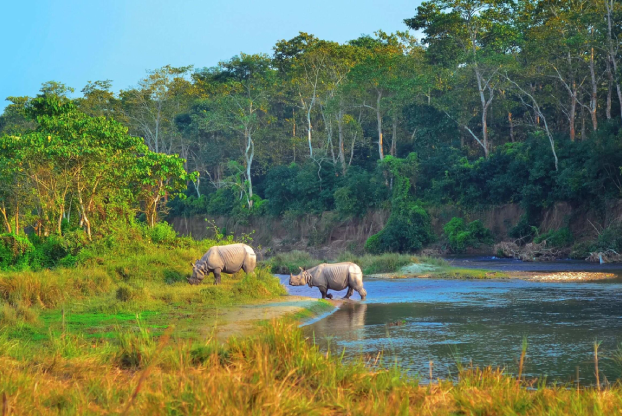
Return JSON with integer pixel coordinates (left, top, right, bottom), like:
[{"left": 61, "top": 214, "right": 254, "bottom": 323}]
[{"left": 1, "top": 321, "right": 622, "bottom": 415}]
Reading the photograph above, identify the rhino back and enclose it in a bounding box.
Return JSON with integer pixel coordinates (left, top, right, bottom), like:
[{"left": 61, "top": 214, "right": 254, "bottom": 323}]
[
  {"left": 216, "top": 244, "right": 249, "bottom": 273},
  {"left": 319, "top": 263, "right": 351, "bottom": 291}
]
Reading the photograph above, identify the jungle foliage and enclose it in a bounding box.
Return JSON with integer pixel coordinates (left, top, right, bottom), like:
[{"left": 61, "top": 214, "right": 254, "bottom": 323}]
[{"left": 4, "top": 0, "right": 622, "bottom": 256}]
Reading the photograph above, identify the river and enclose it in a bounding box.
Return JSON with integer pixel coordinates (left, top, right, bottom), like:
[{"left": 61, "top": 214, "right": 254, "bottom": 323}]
[{"left": 279, "top": 258, "right": 622, "bottom": 384}]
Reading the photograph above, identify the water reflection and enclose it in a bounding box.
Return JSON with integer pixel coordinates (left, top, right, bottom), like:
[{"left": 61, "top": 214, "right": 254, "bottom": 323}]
[{"left": 309, "top": 302, "right": 368, "bottom": 344}]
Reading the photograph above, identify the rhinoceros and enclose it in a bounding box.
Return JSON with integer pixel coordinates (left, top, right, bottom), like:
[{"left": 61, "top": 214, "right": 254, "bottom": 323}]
[
  {"left": 289, "top": 262, "right": 367, "bottom": 300},
  {"left": 188, "top": 243, "right": 257, "bottom": 285}
]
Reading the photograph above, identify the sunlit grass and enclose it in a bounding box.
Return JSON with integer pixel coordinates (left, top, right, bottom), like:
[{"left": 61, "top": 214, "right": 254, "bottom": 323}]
[{"left": 1, "top": 320, "right": 621, "bottom": 415}]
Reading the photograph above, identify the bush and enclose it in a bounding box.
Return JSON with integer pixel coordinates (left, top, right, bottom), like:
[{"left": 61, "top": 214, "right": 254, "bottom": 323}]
[
  {"left": 366, "top": 203, "right": 434, "bottom": 254},
  {"left": 508, "top": 216, "right": 538, "bottom": 242},
  {"left": 534, "top": 227, "right": 574, "bottom": 248},
  {"left": 142, "top": 222, "right": 178, "bottom": 245},
  {"left": 0, "top": 233, "right": 36, "bottom": 270},
  {"left": 444, "top": 218, "right": 493, "bottom": 253}
]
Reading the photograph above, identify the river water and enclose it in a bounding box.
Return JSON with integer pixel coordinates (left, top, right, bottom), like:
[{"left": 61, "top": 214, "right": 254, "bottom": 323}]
[{"left": 279, "top": 258, "right": 622, "bottom": 384}]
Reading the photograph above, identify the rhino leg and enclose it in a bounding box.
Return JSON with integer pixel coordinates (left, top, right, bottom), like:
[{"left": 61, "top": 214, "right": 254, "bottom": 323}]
[
  {"left": 213, "top": 268, "right": 222, "bottom": 285},
  {"left": 343, "top": 286, "right": 354, "bottom": 300},
  {"left": 318, "top": 286, "right": 332, "bottom": 299},
  {"left": 356, "top": 287, "right": 367, "bottom": 300}
]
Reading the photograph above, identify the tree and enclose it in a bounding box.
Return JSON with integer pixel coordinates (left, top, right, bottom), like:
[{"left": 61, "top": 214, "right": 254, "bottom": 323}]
[
  {"left": 134, "top": 152, "right": 194, "bottom": 227},
  {"left": 197, "top": 54, "right": 275, "bottom": 209},
  {"left": 407, "top": 0, "right": 517, "bottom": 156},
  {"left": 121, "top": 65, "right": 194, "bottom": 154}
]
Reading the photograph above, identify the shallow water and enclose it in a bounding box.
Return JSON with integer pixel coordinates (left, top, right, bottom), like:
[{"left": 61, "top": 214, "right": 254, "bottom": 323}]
[{"left": 279, "top": 265, "right": 622, "bottom": 384}]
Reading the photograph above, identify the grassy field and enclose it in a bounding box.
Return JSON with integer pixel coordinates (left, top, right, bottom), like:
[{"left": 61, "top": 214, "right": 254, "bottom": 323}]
[
  {"left": 1, "top": 318, "right": 621, "bottom": 415},
  {"left": 0, "top": 230, "right": 286, "bottom": 345}
]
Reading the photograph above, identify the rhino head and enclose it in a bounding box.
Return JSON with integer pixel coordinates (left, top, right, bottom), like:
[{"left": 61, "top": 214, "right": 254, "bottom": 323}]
[
  {"left": 289, "top": 267, "right": 310, "bottom": 286},
  {"left": 188, "top": 260, "right": 206, "bottom": 285}
]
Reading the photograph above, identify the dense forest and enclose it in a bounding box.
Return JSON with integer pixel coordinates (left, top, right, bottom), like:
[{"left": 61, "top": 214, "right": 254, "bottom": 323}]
[{"left": 3, "top": 0, "right": 622, "bottom": 257}]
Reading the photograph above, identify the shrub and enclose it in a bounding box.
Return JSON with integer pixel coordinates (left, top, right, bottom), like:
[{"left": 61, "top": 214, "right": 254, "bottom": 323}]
[
  {"left": 508, "top": 216, "right": 538, "bottom": 242},
  {"left": 444, "top": 217, "right": 493, "bottom": 253},
  {"left": 534, "top": 227, "right": 574, "bottom": 248},
  {"left": 0, "top": 233, "right": 36, "bottom": 270},
  {"left": 143, "top": 222, "right": 178, "bottom": 245},
  {"left": 365, "top": 203, "right": 434, "bottom": 254},
  {"left": 365, "top": 154, "right": 435, "bottom": 254}
]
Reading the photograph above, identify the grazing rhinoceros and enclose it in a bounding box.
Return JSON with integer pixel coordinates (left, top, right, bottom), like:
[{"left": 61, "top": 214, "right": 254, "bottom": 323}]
[
  {"left": 188, "top": 243, "right": 256, "bottom": 285},
  {"left": 289, "top": 262, "right": 367, "bottom": 300}
]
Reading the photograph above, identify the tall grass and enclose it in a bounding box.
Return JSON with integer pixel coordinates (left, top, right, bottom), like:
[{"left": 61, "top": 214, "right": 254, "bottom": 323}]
[
  {"left": 337, "top": 251, "right": 449, "bottom": 274},
  {"left": 1, "top": 320, "right": 622, "bottom": 415},
  {"left": 268, "top": 250, "right": 318, "bottom": 274},
  {"left": 269, "top": 250, "right": 448, "bottom": 275}
]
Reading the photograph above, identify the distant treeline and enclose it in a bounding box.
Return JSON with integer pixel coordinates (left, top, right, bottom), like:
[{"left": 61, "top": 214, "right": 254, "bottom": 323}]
[{"left": 3, "top": 0, "right": 622, "bottom": 239}]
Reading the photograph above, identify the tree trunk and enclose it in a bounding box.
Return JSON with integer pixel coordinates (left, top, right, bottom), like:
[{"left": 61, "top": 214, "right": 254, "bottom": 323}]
[
  {"left": 589, "top": 46, "right": 598, "bottom": 131},
  {"left": 337, "top": 107, "right": 346, "bottom": 175},
  {"left": 606, "top": 0, "right": 622, "bottom": 121},
  {"left": 607, "top": 57, "right": 613, "bottom": 120},
  {"left": 321, "top": 108, "right": 336, "bottom": 163},
  {"left": 57, "top": 206, "right": 64, "bottom": 236},
  {"left": 391, "top": 115, "right": 397, "bottom": 156},
  {"left": 508, "top": 112, "right": 515, "bottom": 142},
  {"left": 581, "top": 104, "right": 586, "bottom": 140},
  {"left": 376, "top": 91, "right": 384, "bottom": 160},
  {"left": 569, "top": 84, "right": 577, "bottom": 142},
  {"left": 472, "top": 52, "right": 490, "bottom": 157},
  {"left": 245, "top": 130, "right": 254, "bottom": 209},
  {"left": 0, "top": 205, "right": 11, "bottom": 234}
]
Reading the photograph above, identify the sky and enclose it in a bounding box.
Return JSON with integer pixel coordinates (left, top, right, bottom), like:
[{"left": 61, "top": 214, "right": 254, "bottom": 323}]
[{"left": 1, "top": 0, "right": 421, "bottom": 110}]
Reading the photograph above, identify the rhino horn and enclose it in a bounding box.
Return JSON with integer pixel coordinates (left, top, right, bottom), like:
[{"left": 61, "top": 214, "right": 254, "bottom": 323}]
[{"left": 299, "top": 266, "right": 304, "bottom": 272}]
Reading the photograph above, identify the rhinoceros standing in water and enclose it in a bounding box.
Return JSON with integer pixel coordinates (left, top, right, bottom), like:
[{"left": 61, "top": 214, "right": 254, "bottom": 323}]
[
  {"left": 289, "top": 262, "right": 367, "bottom": 300},
  {"left": 188, "top": 243, "right": 256, "bottom": 285}
]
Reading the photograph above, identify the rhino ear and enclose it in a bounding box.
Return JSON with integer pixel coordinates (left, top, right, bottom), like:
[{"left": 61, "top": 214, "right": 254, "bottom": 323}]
[
  {"left": 190, "top": 262, "right": 195, "bottom": 268},
  {"left": 299, "top": 267, "right": 304, "bottom": 272}
]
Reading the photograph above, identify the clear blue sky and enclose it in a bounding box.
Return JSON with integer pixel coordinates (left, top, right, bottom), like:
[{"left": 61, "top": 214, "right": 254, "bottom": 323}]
[{"left": 1, "top": 0, "right": 420, "bottom": 110}]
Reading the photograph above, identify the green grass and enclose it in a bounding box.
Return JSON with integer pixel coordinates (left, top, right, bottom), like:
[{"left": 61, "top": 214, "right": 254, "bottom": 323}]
[
  {"left": 0, "top": 234, "right": 286, "bottom": 346},
  {"left": 269, "top": 250, "right": 450, "bottom": 275},
  {"left": 267, "top": 250, "right": 318, "bottom": 274}
]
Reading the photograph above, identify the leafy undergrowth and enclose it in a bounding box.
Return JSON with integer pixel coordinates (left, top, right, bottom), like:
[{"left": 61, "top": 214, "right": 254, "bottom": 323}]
[{"left": 0, "top": 320, "right": 620, "bottom": 415}]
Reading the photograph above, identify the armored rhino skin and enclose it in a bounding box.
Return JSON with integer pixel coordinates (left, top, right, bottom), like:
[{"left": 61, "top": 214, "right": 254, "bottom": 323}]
[
  {"left": 189, "top": 243, "right": 256, "bottom": 285},
  {"left": 289, "top": 262, "right": 366, "bottom": 300}
]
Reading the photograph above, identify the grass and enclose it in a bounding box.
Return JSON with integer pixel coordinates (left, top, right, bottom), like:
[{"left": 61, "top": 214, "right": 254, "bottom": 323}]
[
  {"left": 432, "top": 267, "right": 509, "bottom": 279},
  {"left": 0, "top": 233, "right": 618, "bottom": 414},
  {"left": 268, "top": 250, "right": 509, "bottom": 279},
  {"left": 268, "top": 250, "right": 319, "bottom": 274},
  {"left": 1, "top": 319, "right": 622, "bottom": 415},
  {"left": 0, "top": 234, "right": 286, "bottom": 345}
]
